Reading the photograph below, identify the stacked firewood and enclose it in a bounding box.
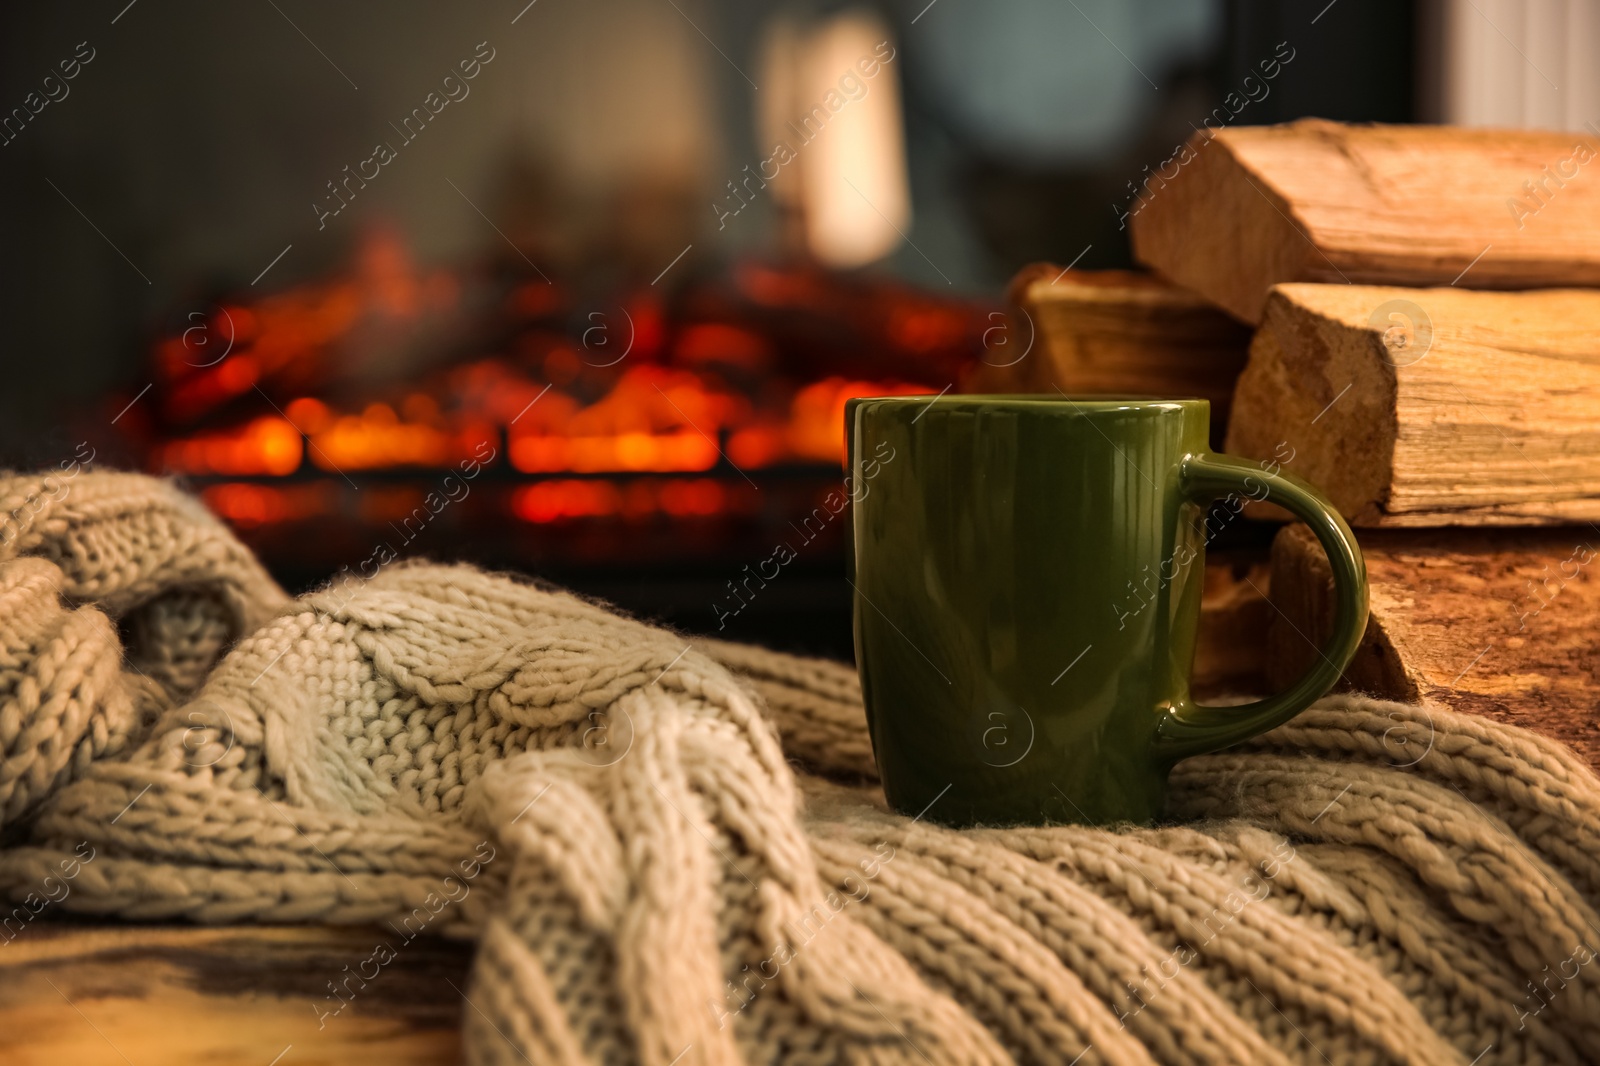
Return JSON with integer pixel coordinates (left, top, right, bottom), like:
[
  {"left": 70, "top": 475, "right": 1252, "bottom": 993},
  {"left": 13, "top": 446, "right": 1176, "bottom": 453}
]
[{"left": 977, "top": 119, "right": 1600, "bottom": 769}]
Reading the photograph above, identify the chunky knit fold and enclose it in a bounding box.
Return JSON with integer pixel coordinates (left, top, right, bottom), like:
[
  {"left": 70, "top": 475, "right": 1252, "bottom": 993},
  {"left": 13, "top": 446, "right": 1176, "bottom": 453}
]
[{"left": 2, "top": 471, "right": 1597, "bottom": 1065}]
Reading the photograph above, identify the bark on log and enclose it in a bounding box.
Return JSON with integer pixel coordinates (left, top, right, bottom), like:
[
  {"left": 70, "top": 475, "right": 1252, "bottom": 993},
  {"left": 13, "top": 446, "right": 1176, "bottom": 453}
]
[{"left": 1268, "top": 522, "right": 1600, "bottom": 772}]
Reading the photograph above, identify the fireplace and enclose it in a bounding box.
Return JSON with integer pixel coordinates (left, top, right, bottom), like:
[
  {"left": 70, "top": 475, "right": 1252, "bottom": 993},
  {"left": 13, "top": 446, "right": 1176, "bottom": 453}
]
[{"left": 114, "top": 232, "right": 998, "bottom": 655}]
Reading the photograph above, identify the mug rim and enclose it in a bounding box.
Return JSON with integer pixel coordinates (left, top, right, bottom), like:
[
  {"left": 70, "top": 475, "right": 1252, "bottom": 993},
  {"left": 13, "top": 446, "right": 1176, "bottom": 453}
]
[{"left": 850, "top": 393, "right": 1207, "bottom": 410}]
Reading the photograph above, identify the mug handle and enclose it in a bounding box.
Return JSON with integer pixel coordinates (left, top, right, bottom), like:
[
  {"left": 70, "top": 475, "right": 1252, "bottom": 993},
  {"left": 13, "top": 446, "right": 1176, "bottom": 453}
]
[{"left": 1150, "top": 452, "right": 1369, "bottom": 762}]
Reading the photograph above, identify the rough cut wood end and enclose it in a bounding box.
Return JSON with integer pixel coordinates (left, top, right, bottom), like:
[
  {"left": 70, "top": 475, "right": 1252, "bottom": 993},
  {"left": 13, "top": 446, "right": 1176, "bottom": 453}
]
[
  {"left": 967, "top": 266, "right": 1251, "bottom": 445},
  {"left": 1131, "top": 119, "right": 1600, "bottom": 322},
  {"left": 1226, "top": 282, "right": 1600, "bottom": 527},
  {"left": 1269, "top": 522, "right": 1600, "bottom": 773}
]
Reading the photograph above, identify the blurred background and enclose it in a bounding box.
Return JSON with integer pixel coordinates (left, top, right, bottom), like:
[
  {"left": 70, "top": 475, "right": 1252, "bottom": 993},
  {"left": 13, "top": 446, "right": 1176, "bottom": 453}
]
[{"left": 0, "top": 0, "right": 1589, "bottom": 655}]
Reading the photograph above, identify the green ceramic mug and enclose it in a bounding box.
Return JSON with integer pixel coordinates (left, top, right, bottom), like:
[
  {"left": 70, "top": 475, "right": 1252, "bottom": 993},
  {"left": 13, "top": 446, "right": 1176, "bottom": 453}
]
[{"left": 846, "top": 395, "right": 1367, "bottom": 827}]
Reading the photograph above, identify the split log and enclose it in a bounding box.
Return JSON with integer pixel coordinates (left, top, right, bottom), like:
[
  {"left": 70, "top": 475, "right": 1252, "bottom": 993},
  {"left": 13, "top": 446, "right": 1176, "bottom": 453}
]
[
  {"left": 965, "top": 267, "right": 1251, "bottom": 446},
  {"left": 1129, "top": 119, "right": 1600, "bottom": 322},
  {"left": 1268, "top": 522, "right": 1600, "bottom": 772},
  {"left": 0, "top": 922, "right": 471, "bottom": 1064},
  {"left": 1225, "top": 282, "right": 1600, "bottom": 527}
]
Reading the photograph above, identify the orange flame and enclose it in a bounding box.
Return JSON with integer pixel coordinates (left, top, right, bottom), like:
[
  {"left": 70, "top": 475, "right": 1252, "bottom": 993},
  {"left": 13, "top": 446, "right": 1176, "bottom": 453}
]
[
  {"left": 161, "top": 417, "right": 303, "bottom": 476},
  {"left": 149, "top": 238, "right": 949, "bottom": 533},
  {"left": 201, "top": 482, "right": 336, "bottom": 527},
  {"left": 508, "top": 477, "right": 743, "bottom": 523}
]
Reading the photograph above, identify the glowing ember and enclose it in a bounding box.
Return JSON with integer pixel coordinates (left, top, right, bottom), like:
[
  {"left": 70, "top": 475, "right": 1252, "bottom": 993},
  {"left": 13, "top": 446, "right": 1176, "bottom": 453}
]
[
  {"left": 201, "top": 482, "right": 337, "bottom": 527},
  {"left": 508, "top": 478, "right": 748, "bottom": 523},
  {"left": 137, "top": 234, "right": 991, "bottom": 537},
  {"left": 161, "top": 416, "right": 303, "bottom": 477},
  {"left": 160, "top": 365, "right": 929, "bottom": 479}
]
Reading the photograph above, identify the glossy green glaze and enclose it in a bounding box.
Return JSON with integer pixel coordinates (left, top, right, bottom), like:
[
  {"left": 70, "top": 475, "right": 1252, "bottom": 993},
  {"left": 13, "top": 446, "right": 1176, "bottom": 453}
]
[{"left": 847, "top": 395, "right": 1367, "bottom": 828}]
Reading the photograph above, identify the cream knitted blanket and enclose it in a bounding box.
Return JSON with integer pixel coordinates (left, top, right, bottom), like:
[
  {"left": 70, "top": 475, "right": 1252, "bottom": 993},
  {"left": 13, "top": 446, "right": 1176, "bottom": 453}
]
[{"left": 2, "top": 470, "right": 1599, "bottom": 1066}]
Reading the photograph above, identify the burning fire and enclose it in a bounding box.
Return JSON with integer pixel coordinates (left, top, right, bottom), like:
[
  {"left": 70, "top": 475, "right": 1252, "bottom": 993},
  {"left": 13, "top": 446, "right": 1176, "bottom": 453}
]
[
  {"left": 160, "top": 366, "right": 925, "bottom": 485},
  {"left": 159, "top": 416, "right": 302, "bottom": 477},
  {"left": 509, "top": 478, "right": 739, "bottom": 523},
  {"left": 140, "top": 233, "right": 980, "bottom": 529}
]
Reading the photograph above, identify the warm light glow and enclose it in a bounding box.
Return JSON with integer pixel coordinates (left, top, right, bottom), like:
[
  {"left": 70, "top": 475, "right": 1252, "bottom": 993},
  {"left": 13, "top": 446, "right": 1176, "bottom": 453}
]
[
  {"left": 509, "top": 477, "right": 738, "bottom": 523},
  {"left": 163, "top": 362, "right": 930, "bottom": 489},
  {"left": 285, "top": 396, "right": 333, "bottom": 435},
  {"left": 157, "top": 231, "right": 461, "bottom": 424},
  {"left": 144, "top": 231, "right": 983, "bottom": 537},
  {"left": 511, "top": 480, "right": 623, "bottom": 522},
  {"left": 727, "top": 426, "right": 784, "bottom": 468},
  {"left": 200, "top": 482, "right": 335, "bottom": 527},
  {"left": 659, "top": 478, "right": 726, "bottom": 517},
  {"left": 312, "top": 414, "right": 454, "bottom": 470},
  {"left": 786, "top": 377, "right": 930, "bottom": 462},
  {"left": 796, "top": 12, "right": 910, "bottom": 268},
  {"left": 508, "top": 365, "right": 745, "bottom": 474},
  {"left": 511, "top": 429, "right": 719, "bottom": 473},
  {"left": 161, "top": 417, "right": 303, "bottom": 476}
]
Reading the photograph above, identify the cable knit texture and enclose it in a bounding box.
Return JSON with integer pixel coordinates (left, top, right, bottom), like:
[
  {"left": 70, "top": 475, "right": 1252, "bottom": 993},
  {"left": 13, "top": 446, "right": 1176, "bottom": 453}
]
[{"left": 2, "top": 470, "right": 1598, "bottom": 1065}]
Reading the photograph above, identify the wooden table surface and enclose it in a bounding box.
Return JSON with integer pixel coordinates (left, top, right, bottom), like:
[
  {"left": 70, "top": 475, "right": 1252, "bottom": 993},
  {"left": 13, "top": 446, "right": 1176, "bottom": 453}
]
[{"left": 0, "top": 920, "right": 474, "bottom": 1065}]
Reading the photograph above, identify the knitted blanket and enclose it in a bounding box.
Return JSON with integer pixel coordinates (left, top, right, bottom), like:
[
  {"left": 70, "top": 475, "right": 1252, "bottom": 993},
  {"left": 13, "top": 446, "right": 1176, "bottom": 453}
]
[{"left": 2, "top": 471, "right": 1598, "bottom": 1066}]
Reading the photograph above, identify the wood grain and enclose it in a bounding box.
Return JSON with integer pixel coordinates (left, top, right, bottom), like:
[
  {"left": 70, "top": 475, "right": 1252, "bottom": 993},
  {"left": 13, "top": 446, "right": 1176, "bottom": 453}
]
[
  {"left": 1268, "top": 522, "right": 1600, "bottom": 772},
  {"left": 1224, "top": 282, "right": 1600, "bottom": 526},
  {"left": 1129, "top": 119, "right": 1600, "bottom": 322},
  {"left": 966, "top": 266, "right": 1251, "bottom": 446},
  {"left": 0, "top": 921, "right": 472, "bottom": 1065}
]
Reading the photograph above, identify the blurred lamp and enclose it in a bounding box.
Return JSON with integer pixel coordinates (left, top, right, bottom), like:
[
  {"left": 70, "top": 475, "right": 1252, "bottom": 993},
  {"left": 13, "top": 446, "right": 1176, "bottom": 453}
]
[{"left": 760, "top": 10, "right": 910, "bottom": 269}]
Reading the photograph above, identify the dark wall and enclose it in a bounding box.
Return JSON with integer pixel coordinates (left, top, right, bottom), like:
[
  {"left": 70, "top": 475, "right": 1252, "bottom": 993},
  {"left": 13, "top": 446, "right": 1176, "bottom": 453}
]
[
  {"left": 0, "top": 0, "right": 1417, "bottom": 468},
  {"left": 947, "top": 0, "right": 1416, "bottom": 277}
]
